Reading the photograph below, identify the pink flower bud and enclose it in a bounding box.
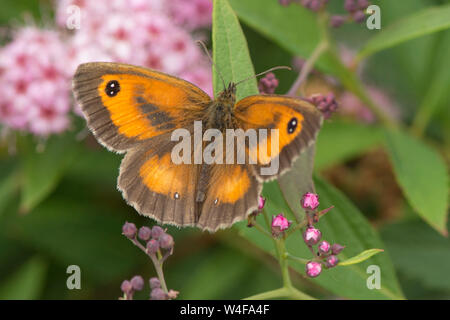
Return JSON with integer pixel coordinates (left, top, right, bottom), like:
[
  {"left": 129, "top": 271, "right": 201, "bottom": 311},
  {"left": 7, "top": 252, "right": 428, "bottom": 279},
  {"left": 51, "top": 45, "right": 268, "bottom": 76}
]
[
  {"left": 331, "top": 243, "right": 345, "bottom": 255},
  {"left": 271, "top": 214, "right": 292, "bottom": 237},
  {"left": 306, "top": 261, "right": 322, "bottom": 278},
  {"left": 330, "top": 15, "right": 346, "bottom": 28},
  {"left": 130, "top": 275, "right": 144, "bottom": 291},
  {"left": 120, "top": 280, "right": 133, "bottom": 294},
  {"left": 149, "top": 277, "right": 161, "bottom": 289},
  {"left": 151, "top": 226, "right": 164, "bottom": 239},
  {"left": 146, "top": 239, "right": 160, "bottom": 254},
  {"left": 325, "top": 255, "right": 339, "bottom": 268},
  {"left": 138, "top": 226, "right": 152, "bottom": 241},
  {"left": 318, "top": 241, "right": 331, "bottom": 254},
  {"left": 122, "top": 222, "right": 137, "bottom": 239},
  {"left": 303, "top": 227, "right": 322, "bottom": 245},
  {"left": 159, "top": 233, "right": 174, "bottom": 250},
  {"left": 353, "top": 10, "right": 366, "bottom": 23},
  {"left": 258, "top": 196, "right": 266, "bottom": 210},
  {"left": 301, "top": 192, "right": 319, "bottom": 210},
  {"left": 151, "top": 288, "right": 168, "bottom": 300}
]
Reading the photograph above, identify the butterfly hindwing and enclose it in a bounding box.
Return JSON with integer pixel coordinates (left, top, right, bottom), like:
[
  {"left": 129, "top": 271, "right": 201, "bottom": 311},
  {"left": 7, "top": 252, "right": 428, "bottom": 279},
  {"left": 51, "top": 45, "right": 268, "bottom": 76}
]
[
  {"left": 118, "top": 132, "right": 201, "bottom": 227},
  {"left": 72, "top": 62, "right": 211, "bottom": 153},
  {"left": 198, "top": 164, "right": 261, "bottom": 231}
]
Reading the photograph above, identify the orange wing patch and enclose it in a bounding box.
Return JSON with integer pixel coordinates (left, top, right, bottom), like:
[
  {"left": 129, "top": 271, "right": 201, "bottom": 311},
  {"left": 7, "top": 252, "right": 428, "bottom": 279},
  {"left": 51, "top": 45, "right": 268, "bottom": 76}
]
[
  {"left": 73, "top": 62, "right": 211, "bottom": 152},
  {"left": 234, "top": 96, "right": 306, "bottom": 165},
  {"left": 207, "top": 165, "right": 251, "bottom": 204},
  {"left": 139, "top": 153, "right": 196, "bottom": 200},
  {"left": 99, "top": 74, "right": 199, "bottom": 140}
]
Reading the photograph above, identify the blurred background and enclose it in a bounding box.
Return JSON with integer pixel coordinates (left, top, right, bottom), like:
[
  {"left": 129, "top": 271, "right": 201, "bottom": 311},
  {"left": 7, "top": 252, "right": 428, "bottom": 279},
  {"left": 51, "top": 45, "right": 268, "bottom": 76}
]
[{"left": 0, "top": 0, "right": 448, "bottom": 299}]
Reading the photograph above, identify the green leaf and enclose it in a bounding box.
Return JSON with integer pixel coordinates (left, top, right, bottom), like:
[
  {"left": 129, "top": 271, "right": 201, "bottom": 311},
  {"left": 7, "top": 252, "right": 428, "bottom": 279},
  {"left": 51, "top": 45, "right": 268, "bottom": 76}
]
[
  {"left": 315, "top": 120, "right": 384, "bottom": 170},
  {"left": 16, "top": 197, "right": 143, "bottom": 285},
  {"left": 0, "top": 0, "right": 43, "bottom": 24},
  {"left": 178, "top": 248, "right": 253, "bottom": 299},
  {"left": 238, "top": 177, "right": 404, "bottom": 299},
  {"left": 227, "top": 0, "right": 391, "bottom": 125},
  {"left": 228, "top": 0, "right": 343, "bottom": 76},
  {"left": 0, "top": 256, "right": 47, "bottom": 299},
  {"left": 278, "top": 143, "right": 316, "bottom": 220},
  {"left": 20, "top": 133, "right": 79, "bottom": 212},
  {"left": 339, "top": 249, "right": 384, "bottom": 266},
  {"left": 412, "top": 30, "right": 450, "bottom": 133},
  {"left": 357, "top": 4, "right": 450, "bottom": 61},
  {"left": 381, "top": 220, "right": 450, "bottom": 292},
  {"left": 212, "top": 0, "right": 257, "bottom": 99},
  {"left": 0, "top": 165, "right": 19, "bottom": 219},
  {"left": 384, "top": 129, "right": 449, "bottom": 235},
  {"left": 212, "top": 0, "right": 402, "bottom": 298}
]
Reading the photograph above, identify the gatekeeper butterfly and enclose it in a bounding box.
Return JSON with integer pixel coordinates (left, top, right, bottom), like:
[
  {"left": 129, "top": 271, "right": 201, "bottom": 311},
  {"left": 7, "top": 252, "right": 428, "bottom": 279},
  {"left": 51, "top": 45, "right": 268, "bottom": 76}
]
[{"left": 72, "top": 62, "right": 322, "bottom": 231}]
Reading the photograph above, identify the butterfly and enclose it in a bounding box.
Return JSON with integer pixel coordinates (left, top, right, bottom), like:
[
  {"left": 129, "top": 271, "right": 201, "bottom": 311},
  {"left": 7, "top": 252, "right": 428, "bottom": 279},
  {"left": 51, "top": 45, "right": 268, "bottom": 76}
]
[{"left": 72, "top": 62, "right": 322, "bottom": 232}]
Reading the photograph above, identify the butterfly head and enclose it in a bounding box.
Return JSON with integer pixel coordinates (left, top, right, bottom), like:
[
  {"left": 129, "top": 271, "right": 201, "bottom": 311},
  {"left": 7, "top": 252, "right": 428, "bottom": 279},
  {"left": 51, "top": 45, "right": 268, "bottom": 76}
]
[{"left": 217, "top": 82, "right": 236, "bottom": 106}]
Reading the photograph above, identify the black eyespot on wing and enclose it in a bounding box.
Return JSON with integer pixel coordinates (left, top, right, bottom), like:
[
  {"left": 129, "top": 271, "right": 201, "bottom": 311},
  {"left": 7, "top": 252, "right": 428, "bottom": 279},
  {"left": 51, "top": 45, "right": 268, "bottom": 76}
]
[
  {"left": 287, "top": 117, "right": 298, "bottom": 134},
  {"left": 106, "top": 80, "right": 120, "bottom": 97}
]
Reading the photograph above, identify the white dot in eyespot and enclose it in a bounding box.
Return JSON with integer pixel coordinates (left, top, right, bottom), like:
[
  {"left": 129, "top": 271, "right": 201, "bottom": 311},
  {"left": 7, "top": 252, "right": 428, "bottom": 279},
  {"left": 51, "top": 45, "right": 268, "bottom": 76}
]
[
  {"left": 174, "top": 192, "right": 180, "bottom": 199},
  {"left": 214, "top": 198, "right": 218, "bottom": 205}
]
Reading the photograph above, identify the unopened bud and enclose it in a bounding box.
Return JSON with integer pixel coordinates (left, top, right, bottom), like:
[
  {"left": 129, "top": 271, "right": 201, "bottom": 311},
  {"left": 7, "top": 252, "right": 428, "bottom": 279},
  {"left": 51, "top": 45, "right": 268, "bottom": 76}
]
[
  {"left": 325, "top": 255, "right": 339, "bottom": 268},
  {"left": 303, "top": 227, "right": 322, "bottom": 245},
  {"left": 120, "top": 280, "right": 133, "bottom": 293},
  {"left": 130, "top": 275, "right": 144, "bottom": 291},
  {"left": 146, "top": 239, "right": 160, "bottom": 254},
  {"left": 151, "top": 226, "right": 164, "bottom": 239},
  {"left": 149, "top": 277, "right": 161, "bottom": 289},
  {"left": 258, "top": 196, "right": 266, "bottom": 210},
  {"left": 122, "top": 222, "right": 137, "bottom": 239},
  {"left": 151, "top": 288, "right": 168, "bottom": 300},
  {"left": 138, "top": 226, "right": 152, "bottom": 241},
  {"left": 301, "top": 192, "right": 319, "bottom": 210},
  {"left": 306, "top": 261, "right": 322, "bottom": 278},
  {"left": 159, "top": 233, "right": 174, "bottom": 250},
  {"left": 271, "top": 214, "right": 292, "bottom": 237},
  {"left": 318, "top": 241, "right": 331, "bottom": 254},
  {"left": 331, "top": 243, "right": 345, "bottom": 255}
]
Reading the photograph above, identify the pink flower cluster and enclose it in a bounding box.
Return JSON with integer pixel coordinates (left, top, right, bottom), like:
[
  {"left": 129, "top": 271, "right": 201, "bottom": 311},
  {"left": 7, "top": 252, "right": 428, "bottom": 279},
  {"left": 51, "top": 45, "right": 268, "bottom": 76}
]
[
  {"left": 0, "top": 28, "right": 71, "bottom": 135},
  {"left": 0, "top": 0, "right": 213, "bottom": 137}
]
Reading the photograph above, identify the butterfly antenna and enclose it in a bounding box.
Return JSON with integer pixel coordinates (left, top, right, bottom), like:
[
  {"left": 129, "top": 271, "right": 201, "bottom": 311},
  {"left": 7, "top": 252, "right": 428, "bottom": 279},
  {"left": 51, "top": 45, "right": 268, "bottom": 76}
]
[
  {"left": 235, "top": 66, "right": 292, "bottom": 86},
  {"left": 196, "top": 40, "right": 226, "bottom": 90}
]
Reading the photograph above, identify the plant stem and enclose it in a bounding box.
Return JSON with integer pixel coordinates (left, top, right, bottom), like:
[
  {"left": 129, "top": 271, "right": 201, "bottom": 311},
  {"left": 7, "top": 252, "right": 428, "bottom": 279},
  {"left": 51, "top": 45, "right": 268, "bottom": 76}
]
[
  {"left": 285, "top": 252, "right": 309, "bottom": 264},
  {"left": 288, "top": 40, "right": 328, "bottom": 97},
  {"left": 148, "top": 253, "right": 169, "bottom": 293},
  {"left": 275, "top": 238, "right": 292, "bottom": 288},
  {"left": 244, "top": 286, "right": 315, "bottom": 300},
  {"left": 130, "top": 237, "right": 169, "bottom": 293},
  {"left": 253, "top": 221, "right": 273, "bottom": 238}
]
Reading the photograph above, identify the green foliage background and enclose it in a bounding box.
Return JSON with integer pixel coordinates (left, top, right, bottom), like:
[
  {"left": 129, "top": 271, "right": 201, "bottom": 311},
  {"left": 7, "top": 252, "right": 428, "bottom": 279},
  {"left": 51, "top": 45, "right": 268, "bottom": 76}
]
[{"left": 0, "top": 0, "right": 448, "bottom": 299}]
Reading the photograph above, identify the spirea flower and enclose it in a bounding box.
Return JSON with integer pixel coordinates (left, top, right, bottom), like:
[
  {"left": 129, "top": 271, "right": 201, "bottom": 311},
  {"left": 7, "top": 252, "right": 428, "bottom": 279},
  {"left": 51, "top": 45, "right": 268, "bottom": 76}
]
[
  {"left": 1, "top": 0, "right": 214, "bottom": 137},
  {"left": 0, "top": 27, "right": 71, "bottom": 135}
]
